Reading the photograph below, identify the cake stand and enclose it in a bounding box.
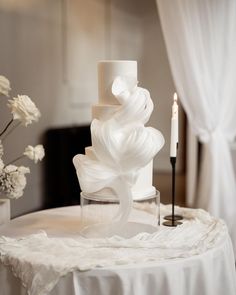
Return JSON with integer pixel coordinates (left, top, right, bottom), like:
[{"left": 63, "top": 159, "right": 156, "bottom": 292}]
[{"left": 80, "top": 190, "right": 160, "bottom": 238}]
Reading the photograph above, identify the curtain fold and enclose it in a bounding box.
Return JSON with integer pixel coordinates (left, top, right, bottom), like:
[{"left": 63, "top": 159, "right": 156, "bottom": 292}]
[{"left": 156, "top": 0, "right": 236, "bottom": 251}]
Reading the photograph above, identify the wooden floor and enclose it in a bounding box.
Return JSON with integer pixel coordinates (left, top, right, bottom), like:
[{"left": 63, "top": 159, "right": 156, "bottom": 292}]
[{"left": 153, "top": 172, "right": 186, "bottom": 207}]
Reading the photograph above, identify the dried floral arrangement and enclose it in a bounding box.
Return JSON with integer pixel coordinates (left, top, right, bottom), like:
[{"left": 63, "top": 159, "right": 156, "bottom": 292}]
[{"left": 0, "top": 75, "right": 44, "bottom": 199}]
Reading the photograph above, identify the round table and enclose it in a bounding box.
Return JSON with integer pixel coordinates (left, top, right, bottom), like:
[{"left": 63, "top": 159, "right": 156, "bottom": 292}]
[{"left": 0, "top": 205, "right": 235, "bottom": 295}]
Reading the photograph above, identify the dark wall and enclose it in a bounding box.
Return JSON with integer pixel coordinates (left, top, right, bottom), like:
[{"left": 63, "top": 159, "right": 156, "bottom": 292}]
[{"left": 43, "top": 125, "right": 91, "bottom": 208}]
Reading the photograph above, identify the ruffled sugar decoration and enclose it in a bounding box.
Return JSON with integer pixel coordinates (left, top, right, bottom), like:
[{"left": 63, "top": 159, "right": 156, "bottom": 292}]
[
  {"left": 112, "top": 76, "right": 154, "bottom": 126},
  {"left": 91, "top": 120, "right": 163, "bottom": 173},
  {"left": 73, "top": 153, "right": 134, "bottom": 229},
  {"left": 73, "top": 75, "right": 164, "bottom": 236},
  {"left": 91, "top": 119, "right": 120, "bottom": 170},
  {"left": 120, "top": 126, "right": 164, "bottom": 171},
  {"left": 73, "top": 154, "right": 117, "bottom": 194},
  {"left": 111, "top": 76, "right": 138, "bottom": 100}
]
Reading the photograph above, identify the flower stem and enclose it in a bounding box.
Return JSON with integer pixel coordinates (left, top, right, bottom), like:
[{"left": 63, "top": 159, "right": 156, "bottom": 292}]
[
  {"left": 6, "top": 155, "right": 26, "bottom": 166},
  {"left": 1, "top": 121, "right": 20, "bottom": 142},
  {"left": 0, "top": 118, "right": 13, "bottom": 137}
]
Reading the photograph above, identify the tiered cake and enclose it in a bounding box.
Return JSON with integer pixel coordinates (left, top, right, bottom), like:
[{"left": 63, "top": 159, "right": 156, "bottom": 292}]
[
  {"left": 73, "top": 60, "right": 164, "bottom": 235},
  {"left": 92, "top": 61, "right": 155, "bottom": 200}
]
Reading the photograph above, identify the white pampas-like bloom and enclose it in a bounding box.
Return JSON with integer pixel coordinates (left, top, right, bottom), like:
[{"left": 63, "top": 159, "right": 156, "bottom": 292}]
[
  {"left": 0, "top": 75, "right": 11, "bottom": 97},
  {"left": 24, "top": 144, "right": 45, "bottom": 163},
  {"left": 7, "top": 95, "right": 41, "bottom": 126},
  {"left": 0, "top": 165, "right": 30, "bottom": 199}
]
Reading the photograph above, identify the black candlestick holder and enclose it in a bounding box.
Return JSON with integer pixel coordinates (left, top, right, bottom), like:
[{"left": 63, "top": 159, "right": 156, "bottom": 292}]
[{"left": 163, "top": 157, "right": 183, "bottom": 227}]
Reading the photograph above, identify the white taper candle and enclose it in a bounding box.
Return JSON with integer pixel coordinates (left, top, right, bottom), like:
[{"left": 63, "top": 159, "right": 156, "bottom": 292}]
[{"left": 170, "top": 93, "right": 179, "bottom": 157}]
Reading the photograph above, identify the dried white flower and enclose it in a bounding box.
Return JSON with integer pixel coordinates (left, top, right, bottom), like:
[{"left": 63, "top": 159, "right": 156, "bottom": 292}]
[
  {"left": 0, "top": 76, "right": 43, "bottom": 200},
  {"left": 24, "top": 144, "right": 45, "bottom": 163},
  {"left": 7, "top": 95, "right": 41, "bottom": 126},
  {"left": 0, "top": 165, "right": 30, "bottom": 199},
  {"left": 0, "top": 75, "right": 11, "bottom": 97}
]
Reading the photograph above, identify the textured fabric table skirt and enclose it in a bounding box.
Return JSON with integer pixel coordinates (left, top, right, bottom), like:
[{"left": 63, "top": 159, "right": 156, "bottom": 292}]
[{"left": 0, "top": 206, "right": 235, "bottom": 295}]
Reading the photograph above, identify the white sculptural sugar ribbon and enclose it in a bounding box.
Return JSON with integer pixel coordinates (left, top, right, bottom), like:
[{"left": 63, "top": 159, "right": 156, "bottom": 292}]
[{"left": 73, "top": 76, "right": 164, "bottom": 234}]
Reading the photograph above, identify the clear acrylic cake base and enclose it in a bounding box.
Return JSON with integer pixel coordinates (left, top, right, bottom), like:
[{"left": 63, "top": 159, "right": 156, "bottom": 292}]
[{"left": 80, "top": 190, "right": 160, "bottom": 238}]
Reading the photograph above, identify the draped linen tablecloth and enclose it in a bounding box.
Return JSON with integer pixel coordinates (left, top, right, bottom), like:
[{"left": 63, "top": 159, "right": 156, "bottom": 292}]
[{"left": 0, "top": 205, "right": 235, "bottom": 295}]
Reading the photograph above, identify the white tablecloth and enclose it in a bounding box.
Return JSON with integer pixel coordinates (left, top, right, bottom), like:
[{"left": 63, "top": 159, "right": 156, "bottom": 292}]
[{"left": 0, "top": 205, "right": 235, "bottom": 295}]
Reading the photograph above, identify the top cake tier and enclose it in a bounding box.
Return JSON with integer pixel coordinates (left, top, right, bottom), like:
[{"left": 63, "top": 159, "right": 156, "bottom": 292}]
[{"left": 98, "top": 60, "right": 137, "bottom": 105}]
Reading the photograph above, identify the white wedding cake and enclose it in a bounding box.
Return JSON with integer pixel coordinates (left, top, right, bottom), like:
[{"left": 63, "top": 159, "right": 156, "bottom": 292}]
[
  {"left": 91, "top": 61, "right": 156, "bottom": 200},
  {"left": 73, "top": 60, "right": 164, "bottom": 232}
]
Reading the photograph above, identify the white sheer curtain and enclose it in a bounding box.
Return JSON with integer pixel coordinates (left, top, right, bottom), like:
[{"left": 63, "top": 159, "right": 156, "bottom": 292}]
[{"left": 156, "top": 0, "right": 236, "bottom": 251}]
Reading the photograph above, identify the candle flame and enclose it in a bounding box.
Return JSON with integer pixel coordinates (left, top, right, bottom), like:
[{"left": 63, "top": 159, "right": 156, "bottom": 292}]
[{"left": 173, "top": 92, "right": 178, "bottom": 102}]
